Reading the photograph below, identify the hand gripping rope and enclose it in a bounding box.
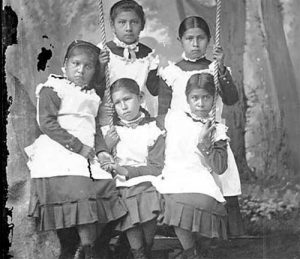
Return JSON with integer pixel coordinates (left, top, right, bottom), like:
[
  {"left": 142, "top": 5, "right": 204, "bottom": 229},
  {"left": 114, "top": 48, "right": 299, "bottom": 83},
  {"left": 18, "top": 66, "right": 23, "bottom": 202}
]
[
  {"left": 98, "top": 0, "right": 221, "bottom": 127},
  {"left": 86, "top": 0, "right": 118, "bottom": 179},
  {"left": 210, "top": 0, "right": 223, "bottom": 182},
  {"left": 98, "top": 0, "right": 118, "bottom": 159},
  {"left": 95, "top": 0, "right": 222, "bottom": 177}
]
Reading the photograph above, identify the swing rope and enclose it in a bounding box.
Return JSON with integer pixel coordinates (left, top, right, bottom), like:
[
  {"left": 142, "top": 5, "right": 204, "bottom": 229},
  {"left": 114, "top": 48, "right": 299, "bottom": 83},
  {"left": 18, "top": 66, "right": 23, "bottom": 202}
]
[
  {"left": 211, "top": 0, "right": 222, "bottom": 126},
  {"left": 97, "top": 0, "right": 221, "bottom": 145},
  {"left": 210, "top": 0, "right": 223, "bottom": 182},
  {"left": 98, "top": 0, "right": 117, "bottom": 158}
]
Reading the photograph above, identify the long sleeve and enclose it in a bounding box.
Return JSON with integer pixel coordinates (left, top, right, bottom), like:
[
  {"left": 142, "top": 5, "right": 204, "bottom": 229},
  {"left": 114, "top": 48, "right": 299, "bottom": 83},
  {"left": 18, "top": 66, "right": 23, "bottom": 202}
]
[
  {"left": 145, "top": 69, "right": 159, "bottom": 96},
  {"left": 95, "top": 112, "right": 109, "bottom": 155},
  {"left": 38, "top": 87, "right": 83, "bottom": 153},
  {"left": 123, "top": 134, "right": 165, "bottom": 179},
  {"left": 197, "top": 139, "right": 228, "bottom": 175},
  {"left": 158, "top": 78, "right": 172, "bottom": 115},
  {"left": 218, "top": 68, "right": 239, "bottom": 105}
]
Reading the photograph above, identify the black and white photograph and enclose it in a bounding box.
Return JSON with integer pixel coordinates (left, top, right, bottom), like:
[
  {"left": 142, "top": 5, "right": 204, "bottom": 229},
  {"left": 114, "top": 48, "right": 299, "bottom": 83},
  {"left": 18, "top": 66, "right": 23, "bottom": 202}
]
[{"left": 2, "top": 0, "right": 300, "bottom": 258}]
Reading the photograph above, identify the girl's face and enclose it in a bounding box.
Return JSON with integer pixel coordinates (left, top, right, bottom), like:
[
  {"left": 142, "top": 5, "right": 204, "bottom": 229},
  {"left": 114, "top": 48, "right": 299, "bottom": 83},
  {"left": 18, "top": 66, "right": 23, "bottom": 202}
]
[
  {"left": 112, "top": 10, "right": 143, "bottom": 44},
  {"left": 112, "top": 88, "right": 142, "bottom": 121},
  {"left": 187, "top": 88, "right": 213, "bottom": 118},
  {"left": 64, "top": 49, "right": 96, "bottom": 87},
  {"left": 180, "top": 27, "right": 209, "bottom": 60}
]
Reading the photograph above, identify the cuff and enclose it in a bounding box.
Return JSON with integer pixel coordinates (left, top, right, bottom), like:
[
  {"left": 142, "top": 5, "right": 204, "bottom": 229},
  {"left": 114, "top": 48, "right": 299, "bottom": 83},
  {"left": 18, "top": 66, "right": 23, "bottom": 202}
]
[
  {"left": 123, "top": 166, "right": 140, "bottom": 179},
  {"left": 65, "top": 136, "right": 83, "bottom": 154},
  {"left": 218, "top": 68, "right": 232, "bottom": 85},
  {"left": 197, "top": 142, "right": 212, "bottom": 156},
  {"left": 95, "top": 146, "right": 109, "bottom": 156}
]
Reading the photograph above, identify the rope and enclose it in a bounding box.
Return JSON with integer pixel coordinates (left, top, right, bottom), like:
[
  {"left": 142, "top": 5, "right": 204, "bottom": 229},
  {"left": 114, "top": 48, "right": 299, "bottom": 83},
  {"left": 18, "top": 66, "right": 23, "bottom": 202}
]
[
  {"left": 97, "top": 0, "right": 117, "bottom": 159},
  {"left": 211, "top": 0, "right": 222, "bottom": 126},
  {"left": 210, "top": 0, "right": 222, "bottom": 179}
]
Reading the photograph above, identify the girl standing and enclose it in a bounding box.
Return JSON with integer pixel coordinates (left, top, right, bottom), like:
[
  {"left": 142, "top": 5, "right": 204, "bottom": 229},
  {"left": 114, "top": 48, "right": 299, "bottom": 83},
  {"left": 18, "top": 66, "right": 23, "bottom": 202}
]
[
  {"left": 154, "top": 73, "right": 231, "bottom": 258},
  {"left": 100, "top": 78, "right": 165, "bottom": 259},
  {"left": 99, "top": 0, "right": 160, "bottom": 118},
  {"left": 158, "top": 16, "right": 238, "bottom": 118},
  {"left": 158, "top": 16, "right": 244, "bottom": 237},
  {"left": 25, "top": 40, "right": 127, "bottom": 259}
]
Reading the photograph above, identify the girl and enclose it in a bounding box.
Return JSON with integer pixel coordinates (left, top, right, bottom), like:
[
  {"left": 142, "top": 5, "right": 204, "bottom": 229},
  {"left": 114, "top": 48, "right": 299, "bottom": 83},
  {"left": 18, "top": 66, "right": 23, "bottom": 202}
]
[
  {"left": 154, "top": 73, "right": 232, "bottom": 259},
  {"left": 158, "top": 16, "right": 244, "bottom": 237},
  {"left": 100, "top": 78, "right": 165, "bottom": 259},
  {"left": 158, "top": 16, "right": 238, "bottom": 118},
  {"left": 25, "top": 40, "right": 127, "bottom": 259},
  {"left": 98, "top": 0, "right": 160, "bottom": 119}
]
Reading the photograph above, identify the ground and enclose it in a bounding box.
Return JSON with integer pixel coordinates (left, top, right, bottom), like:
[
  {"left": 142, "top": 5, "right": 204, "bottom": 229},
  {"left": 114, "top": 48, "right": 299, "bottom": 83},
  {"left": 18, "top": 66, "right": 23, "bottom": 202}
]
[{"left": 151, "top": 232, "right": 300, "bottom": 259}]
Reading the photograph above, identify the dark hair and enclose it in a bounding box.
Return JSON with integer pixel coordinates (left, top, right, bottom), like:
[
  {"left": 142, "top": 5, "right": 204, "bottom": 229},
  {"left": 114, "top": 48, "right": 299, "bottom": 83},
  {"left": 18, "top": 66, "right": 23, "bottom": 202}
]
[
  {"left": 64, "top": 40, "right": 100, "bottom": 63},
  {"left": 110, "top": 78, "right": 150, "bottom": 122},
  {"left": 110, "top": 0, "right": 145, "bottom": 30},
  {"left": 178, "top": 16, "right": 211, "bottom": 40},
  {"left": 110, "top": 78, "right": 140, "bottom": 97},
  {"left": 185, "top": 73, "right": 215, "bottom": 98},
  {"left": 64, "top": 40, "right": 104, "bottom": 92}
]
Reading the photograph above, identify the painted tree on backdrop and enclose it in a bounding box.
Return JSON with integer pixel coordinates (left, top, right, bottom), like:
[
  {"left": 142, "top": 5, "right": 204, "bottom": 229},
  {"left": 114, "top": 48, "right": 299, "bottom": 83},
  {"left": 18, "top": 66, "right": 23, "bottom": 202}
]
[
  {"left": 5, "top": 1, "right": 101, "bottom": 258},
  {"left": 260, "top": 0, "right": 300, "bottom": 175}
]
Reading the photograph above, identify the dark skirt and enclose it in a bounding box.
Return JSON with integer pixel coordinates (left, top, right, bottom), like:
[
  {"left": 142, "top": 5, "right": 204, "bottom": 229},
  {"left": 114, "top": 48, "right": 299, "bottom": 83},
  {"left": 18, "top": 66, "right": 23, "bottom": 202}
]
[
  {"left": 116, "top": 182, "right": 161, "bottom": 231},
  {"left": 224, "top": 196, "right": 245, "bottom": 236},
  {"left": 28, "top": 176, "right": 127, "bottom": 231},
  {"left": 162, "top": 193, "right": 228, "bottom": 239}
]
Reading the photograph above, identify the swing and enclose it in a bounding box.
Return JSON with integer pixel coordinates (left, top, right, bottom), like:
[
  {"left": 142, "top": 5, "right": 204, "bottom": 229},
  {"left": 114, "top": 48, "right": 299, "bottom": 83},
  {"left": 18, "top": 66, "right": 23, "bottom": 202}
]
[
  {"left": 98, "top": 0, "right": 116, "bottom": 159},
  {"left": 96, "top": 0, "right": 223, "bottom": 257},
  {"left": 97, "top": 0, "right": 222, "bottom": 130},
  {"left": 211, "top": 0, "right": 222, "bottom": 126}
]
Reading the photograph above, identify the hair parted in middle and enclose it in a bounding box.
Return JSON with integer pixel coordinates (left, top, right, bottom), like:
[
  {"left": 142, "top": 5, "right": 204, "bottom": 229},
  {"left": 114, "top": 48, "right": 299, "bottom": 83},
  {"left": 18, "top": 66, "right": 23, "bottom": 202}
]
[
  {"left": 110, "top": 77, "right": 141, "bottom": 97},
  {"left": 178, "top": 16, "right": 211, "bottom": 40},
  {"left": 185, "top": 73, "right": 216, "bottom": 98}
]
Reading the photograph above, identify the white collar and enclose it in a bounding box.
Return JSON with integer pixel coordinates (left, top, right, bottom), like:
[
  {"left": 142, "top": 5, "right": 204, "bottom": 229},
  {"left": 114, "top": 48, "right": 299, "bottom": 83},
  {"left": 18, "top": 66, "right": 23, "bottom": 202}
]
[
  {"left": 113, "top": 36, "right": 139, "bottom": 60},
  {"left": 185, "top": 107, "right": 210, "bottom": 124},
  {"left": 119, "top": 112, "right": 145, "bottom": 128},
  {"left": 182, "top": 52, "right": 206, "bottom": 62}
]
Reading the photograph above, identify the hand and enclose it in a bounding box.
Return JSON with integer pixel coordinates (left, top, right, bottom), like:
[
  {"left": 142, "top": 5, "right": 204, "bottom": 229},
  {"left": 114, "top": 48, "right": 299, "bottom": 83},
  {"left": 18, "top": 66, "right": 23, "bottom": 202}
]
[
  {"left": 79, "top": 144, "right": 96, "bottom": 160},
  {"left": 98, "top": 101, "right": 115, "bottom": 126},
  {"left": 198, "top": 120, "right": 215, "bottom": 145},
  {"left": 102, "top": 102, "right": 115, "bottom": 117},
  {"left": 157, "top": 213, "right": 164, "bottom": 225},
  {"left": 113, "top": 165, "right": 129, "bottom": 178},
  {"left": 97, "top": 151, "right": 115, "bottom": 172},
  {"left": 99, "top": 50, "right": 110, "bottom": 67},
  {"left": 105, "top": 126, "right": 120, "bottom": 150},
  {"left": 213, "top": 45, "right": 225, "bottom": 74}
]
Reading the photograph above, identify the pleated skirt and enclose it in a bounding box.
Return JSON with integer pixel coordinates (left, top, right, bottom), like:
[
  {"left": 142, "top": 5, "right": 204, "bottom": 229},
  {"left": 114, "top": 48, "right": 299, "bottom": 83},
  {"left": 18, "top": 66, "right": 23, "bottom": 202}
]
[
  {"left": 116, "top": 182, "right": 161, "bottom": 231},
  {"left": 162, "top": 193, "right": 228, "bottom": 239},
  {"left": 28, "top": 175, "right": 127, "bottom": 231}
]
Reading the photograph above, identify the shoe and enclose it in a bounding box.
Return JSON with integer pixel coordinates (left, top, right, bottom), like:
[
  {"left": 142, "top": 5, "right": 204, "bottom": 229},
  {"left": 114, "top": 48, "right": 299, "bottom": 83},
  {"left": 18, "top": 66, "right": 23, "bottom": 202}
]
[
  {"left": 131, "top": 247, "right": 148, "bottom": 259},
  {"left": 57, "top": 228, "right": 79, "bottom": 259},
  {"left": 74, "top": 245, "right": 84, "bottom": 259},
  {"left": 82, "top": 245, "right": 99, "bottom": 259},
  {"left": 182, "top": 246, "right": 202, "bottom": 259},
  {"left": 145, "top": 243, "right": 153, "bottom": 259}
]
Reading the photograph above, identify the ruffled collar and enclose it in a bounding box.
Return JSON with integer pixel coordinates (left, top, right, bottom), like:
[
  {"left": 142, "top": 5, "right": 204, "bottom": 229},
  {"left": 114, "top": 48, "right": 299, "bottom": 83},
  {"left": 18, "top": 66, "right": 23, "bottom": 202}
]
[
  {"left": 119, "top": 112, "right": 145, "bottom": 128},
  {"left": 48, "top": 72, "right": 95, "bottom": 93},
  {"left": 185, "top": 109, "right": 210, "bottom": 124},
  {"left": 181, "top": 52, "right": 206, "bottom": 62},
  {"left": 113, "top": 36, "right": 139, "bottom": 60},
  {"left": 60, "top": 68, "right": 94, "bottom": 92}
]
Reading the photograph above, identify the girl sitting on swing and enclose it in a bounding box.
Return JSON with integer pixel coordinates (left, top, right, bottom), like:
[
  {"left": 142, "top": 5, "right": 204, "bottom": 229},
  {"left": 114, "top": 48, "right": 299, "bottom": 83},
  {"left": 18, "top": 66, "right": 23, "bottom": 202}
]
[
  {"left": 158, "top": 15, "right": 244, "bottom": 239},
  {"left": 154, "top": 72, "right": 229, "bottom": 259}
]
